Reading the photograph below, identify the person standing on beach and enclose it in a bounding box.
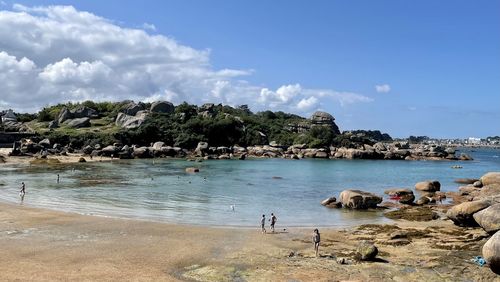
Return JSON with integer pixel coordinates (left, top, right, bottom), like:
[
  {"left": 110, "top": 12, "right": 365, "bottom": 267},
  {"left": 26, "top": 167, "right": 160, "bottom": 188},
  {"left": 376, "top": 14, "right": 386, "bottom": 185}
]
[
  {"left": 313, "top": 229, "right": 320, "bottom": 257},
  {"left": 20, "top": 182, "right": 26, "bottom": 196},
  {"left": 270, "top": 213, "right": 277, "bottom": 233},
  {"left": 57, "top": 174, "right": 60, "bottom": 183},
  {"left": 261, "top": 214, "right": 266, "bottom": 233}
]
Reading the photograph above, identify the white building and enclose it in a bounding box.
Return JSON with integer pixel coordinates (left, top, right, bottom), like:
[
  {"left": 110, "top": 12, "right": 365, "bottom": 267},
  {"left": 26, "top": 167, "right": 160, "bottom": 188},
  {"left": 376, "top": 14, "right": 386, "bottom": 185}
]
[{"left": 467, "top": 137, "right": 481, "bottom": 144}]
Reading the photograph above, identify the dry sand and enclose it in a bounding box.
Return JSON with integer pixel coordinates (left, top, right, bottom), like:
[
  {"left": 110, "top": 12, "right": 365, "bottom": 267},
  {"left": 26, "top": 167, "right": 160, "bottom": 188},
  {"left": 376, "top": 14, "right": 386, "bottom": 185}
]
[{"left": 0, "top": 201, "right": 498, "bottom": 282}]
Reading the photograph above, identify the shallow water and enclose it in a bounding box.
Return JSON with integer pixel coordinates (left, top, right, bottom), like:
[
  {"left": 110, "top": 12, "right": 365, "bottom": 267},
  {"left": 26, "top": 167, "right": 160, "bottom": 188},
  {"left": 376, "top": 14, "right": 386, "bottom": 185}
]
[{"left": 0, "top": 148, "right": 499, "bottom": 227}]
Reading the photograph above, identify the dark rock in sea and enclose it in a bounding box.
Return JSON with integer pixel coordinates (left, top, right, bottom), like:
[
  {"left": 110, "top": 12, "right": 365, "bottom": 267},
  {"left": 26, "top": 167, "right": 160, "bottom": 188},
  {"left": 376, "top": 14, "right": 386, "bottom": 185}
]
[
  {"left": 455, "top": 178, "right": 479, "bottom": 185},
  {"left": 78, "top": 157, "right": 86, "bottom": 163}
]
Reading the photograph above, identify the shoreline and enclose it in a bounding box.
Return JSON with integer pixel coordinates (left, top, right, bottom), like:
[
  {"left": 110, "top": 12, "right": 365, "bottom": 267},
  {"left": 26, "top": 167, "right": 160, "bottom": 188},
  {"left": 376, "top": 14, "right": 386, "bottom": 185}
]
[{"left": 0, "top": 201, "right": 497, "bottom": 281}]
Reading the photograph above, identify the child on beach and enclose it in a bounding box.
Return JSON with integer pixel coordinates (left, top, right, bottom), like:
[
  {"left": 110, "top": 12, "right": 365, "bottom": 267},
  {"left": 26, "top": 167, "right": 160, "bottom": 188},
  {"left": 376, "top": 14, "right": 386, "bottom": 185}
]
[
  {"left": 313, "top": 229, "right": 320, "bottom": 257},
  {"left": 261, "top": 214, "right": 266, "bottom": 233},
  {"left": 270, "top": 213, "right": 277, "bottom": 233}
]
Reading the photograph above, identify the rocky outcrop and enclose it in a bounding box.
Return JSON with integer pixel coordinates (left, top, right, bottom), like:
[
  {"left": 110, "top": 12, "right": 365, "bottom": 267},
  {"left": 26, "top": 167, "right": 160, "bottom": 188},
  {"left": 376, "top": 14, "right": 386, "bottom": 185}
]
[
  {"left": 338, "top": 190, "right": 382, "bottom": 209},
  {"left": 121, "top": 101, "right": 145, "bottom": 116},
  {"left": 482, "top": 231, "right": 500, "bottom": 275},
  {"left": 115, "top": 111, "right": 148, "bottom": 129},
  {"left": 194, "top": 142, "right": 209, "bottom": 157},
  {"left": 446, "top": 200, "right": 491, "bottom": 227},
  {"left": 415, "top": 181, "right": 440, "bottom": 192},
  {"left": 150, "top": 101, "right": 175, "bottom": 114},
  {"left": 57, "top": 106, "right": 98, "bottom": 124},
  {"left": 473, "top": 204, "right": 500, "bottom": 233},
  {"left": 310, "top": 111, "right": 341, "bottom": 135},
  {"left": 481, "top": 172, "right": 500, "bottom": 186}
]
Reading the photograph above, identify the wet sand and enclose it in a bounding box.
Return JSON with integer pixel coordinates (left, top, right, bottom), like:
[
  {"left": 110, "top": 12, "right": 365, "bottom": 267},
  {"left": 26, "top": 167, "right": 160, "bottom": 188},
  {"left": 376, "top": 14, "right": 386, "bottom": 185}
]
[{"left": 0, "top": 201, "right": 498, "bottom": 281}]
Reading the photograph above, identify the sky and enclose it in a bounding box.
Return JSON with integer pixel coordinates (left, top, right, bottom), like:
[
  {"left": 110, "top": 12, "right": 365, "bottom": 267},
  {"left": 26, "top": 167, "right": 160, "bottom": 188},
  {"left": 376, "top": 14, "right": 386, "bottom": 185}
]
[{"left": 0, "top": 0, "right": 499, "bottom": 138}]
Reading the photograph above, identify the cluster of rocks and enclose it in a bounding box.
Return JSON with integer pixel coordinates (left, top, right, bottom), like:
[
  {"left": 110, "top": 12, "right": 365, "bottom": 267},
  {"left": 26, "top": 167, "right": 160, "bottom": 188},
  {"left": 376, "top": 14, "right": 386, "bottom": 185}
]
[
  {"left": 10, "top": 138, "right": 69, "bottom": 157},
  {"left": 48, "top": 106, "right": 99, "bottom": 129},
  {"left": 115, "top": 101, "right": 174, "bottom": 129},
  {"left": 82, "top": 141, "right": 187, "bottom": 159},
  {"left": 188, "top": 141, "right": 469, "bottom": 161},
  {"left": 320, "top": 180, "right": 447, "bottom": 210},
  {"left": 0, "top": 110, "right": 31, "bottom": 132},
  {"left": 321, "top": 190, "right": 383, "bottom": 209}
]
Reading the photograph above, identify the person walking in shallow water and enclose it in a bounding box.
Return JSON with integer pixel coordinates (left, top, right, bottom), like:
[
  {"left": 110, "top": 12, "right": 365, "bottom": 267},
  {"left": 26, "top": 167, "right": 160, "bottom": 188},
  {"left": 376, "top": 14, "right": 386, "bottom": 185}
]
[
  {"left": 313, "top": 228, "right": 320, "bottom": 257},
  {"left": 269, "top": 213, "right": 277, "bottom": 233},
  {"left": 19, "top": 182, "right": 26, "bottom": 200},
  {"left": 57, "top": 174, "right": 60, "bottom": 183},
  {"left": 261, "top": 214, "right": 266, "bottom": 233}
]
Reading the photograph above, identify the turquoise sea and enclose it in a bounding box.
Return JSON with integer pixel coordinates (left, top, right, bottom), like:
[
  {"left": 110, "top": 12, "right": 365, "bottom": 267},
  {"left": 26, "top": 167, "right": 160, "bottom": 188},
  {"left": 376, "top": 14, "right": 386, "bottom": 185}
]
[{"left": 0, "top": 148, "right": 499, "bottom": 227}]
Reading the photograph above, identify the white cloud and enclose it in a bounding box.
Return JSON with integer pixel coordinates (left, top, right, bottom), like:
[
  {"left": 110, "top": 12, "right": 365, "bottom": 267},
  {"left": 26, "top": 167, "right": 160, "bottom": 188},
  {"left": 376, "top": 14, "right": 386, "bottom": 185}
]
[
  {"left": 375, "top": 84, "right": 391, "bottom": 93},
  {"left": 297, "top": 96, "right": 318, "bottom": 110},
  {"left": 141, "top": 22, "right": 156, "bottom": 31},
  {"left": 0, "top": 5, "right": 373, "bottom": 114}
]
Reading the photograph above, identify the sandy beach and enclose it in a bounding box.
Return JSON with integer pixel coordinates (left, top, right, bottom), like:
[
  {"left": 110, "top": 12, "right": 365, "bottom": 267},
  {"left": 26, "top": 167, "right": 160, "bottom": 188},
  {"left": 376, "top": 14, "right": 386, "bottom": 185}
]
[{"left": 0, "top": 201, "right": 498, "bottom": 282}]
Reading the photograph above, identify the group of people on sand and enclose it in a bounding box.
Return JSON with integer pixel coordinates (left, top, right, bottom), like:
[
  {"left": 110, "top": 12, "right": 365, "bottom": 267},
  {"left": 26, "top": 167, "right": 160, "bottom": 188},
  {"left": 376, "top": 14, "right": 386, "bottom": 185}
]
[
  {"left": 260, "top": 213, "right": 322, "bottom": 257},
  {"left": 260, "top": 213, "right": 278, "bottom": 233}
]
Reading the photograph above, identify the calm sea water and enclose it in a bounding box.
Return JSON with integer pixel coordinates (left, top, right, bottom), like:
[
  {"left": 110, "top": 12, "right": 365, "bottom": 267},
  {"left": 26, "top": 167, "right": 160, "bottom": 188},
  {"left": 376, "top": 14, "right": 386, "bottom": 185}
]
[{"left": 0, "top": 148, "right": 499, "bottom": 227}]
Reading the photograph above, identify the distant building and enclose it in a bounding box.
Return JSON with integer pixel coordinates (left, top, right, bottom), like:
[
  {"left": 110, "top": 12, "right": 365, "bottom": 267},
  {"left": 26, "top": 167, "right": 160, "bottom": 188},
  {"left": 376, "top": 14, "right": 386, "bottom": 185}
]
[{"left": 467, "top": 137, "right": 481, "bottom": 144}]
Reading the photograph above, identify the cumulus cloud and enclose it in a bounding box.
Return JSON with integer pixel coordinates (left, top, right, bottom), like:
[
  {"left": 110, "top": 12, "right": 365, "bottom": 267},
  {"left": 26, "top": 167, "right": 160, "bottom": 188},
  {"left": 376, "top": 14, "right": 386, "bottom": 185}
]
[
  {"left": 0, "top": 4, "right": 373, "bottom": 113},
  {"left": 375, "top": 84, "right": 391, "bottom": 93}
]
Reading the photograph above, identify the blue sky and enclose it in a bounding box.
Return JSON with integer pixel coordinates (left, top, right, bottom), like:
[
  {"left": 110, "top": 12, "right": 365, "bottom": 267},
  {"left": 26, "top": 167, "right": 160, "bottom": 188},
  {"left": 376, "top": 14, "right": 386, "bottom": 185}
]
[{"left": 0, "top": 0, "right": 499, "bottom": 138}]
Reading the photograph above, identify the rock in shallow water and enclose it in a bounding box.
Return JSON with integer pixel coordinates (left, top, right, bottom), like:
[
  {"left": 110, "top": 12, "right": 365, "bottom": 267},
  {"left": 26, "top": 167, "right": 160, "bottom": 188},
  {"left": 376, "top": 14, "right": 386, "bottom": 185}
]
[{"left": 338, "top": 190, "right": 382, "bottom": 209}]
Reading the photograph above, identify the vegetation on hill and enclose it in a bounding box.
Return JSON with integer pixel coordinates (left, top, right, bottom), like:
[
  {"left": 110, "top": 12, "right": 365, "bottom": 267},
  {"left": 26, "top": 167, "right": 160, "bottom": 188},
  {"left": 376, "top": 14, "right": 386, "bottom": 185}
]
[{"left": 8, "top": 101, "right": 392, "bottom": 149}]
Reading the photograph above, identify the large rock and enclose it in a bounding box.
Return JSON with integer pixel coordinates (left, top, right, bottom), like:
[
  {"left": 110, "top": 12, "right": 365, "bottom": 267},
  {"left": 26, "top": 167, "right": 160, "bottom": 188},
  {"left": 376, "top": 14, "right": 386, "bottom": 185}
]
[
  {"left": 121, "top": 102, "right": 145, "bottom": 116},
  {"left": 482, "top": 231, "right": 500, "bottom": 275},
  {"left": 384, "top": 188, "right": 415, "bottom": 204},
  {"left": 195, "top": 142, "right": 209, "bottom": 157},
  {"left": 57, "top": 106, "right": 97, "bottom": 124},
  {"left": 339, "top": 190, "right": 382, "bottom": 209},
  {"left": 115, "top": 112, "right": 147, "bottom": 129},
  {"left": 356, "top": 241, "right": 378, "bottom": 261},
  {"left": 415, "top": 181, "right": 440, "bottom": 192},
  {"left": 473, "top": 204, "right": 500, "bottom": 233},
  {"left": 481, "top": 172, "right": 500, "bottom": 186},
  {"left": 150, "top": 101, "right": 175, "bottom": 114},
  {"left": 64, "top": 117, "right": 91, "bottom": 128},
  {"left": 73, "top": 106, "right": 98, "bottom": 119},
  {"left": 310, "top": 111, "right": 341, "bottom": 134},
  {"left": 446, "top": 200, "right": 491, "bottom": 227}
]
